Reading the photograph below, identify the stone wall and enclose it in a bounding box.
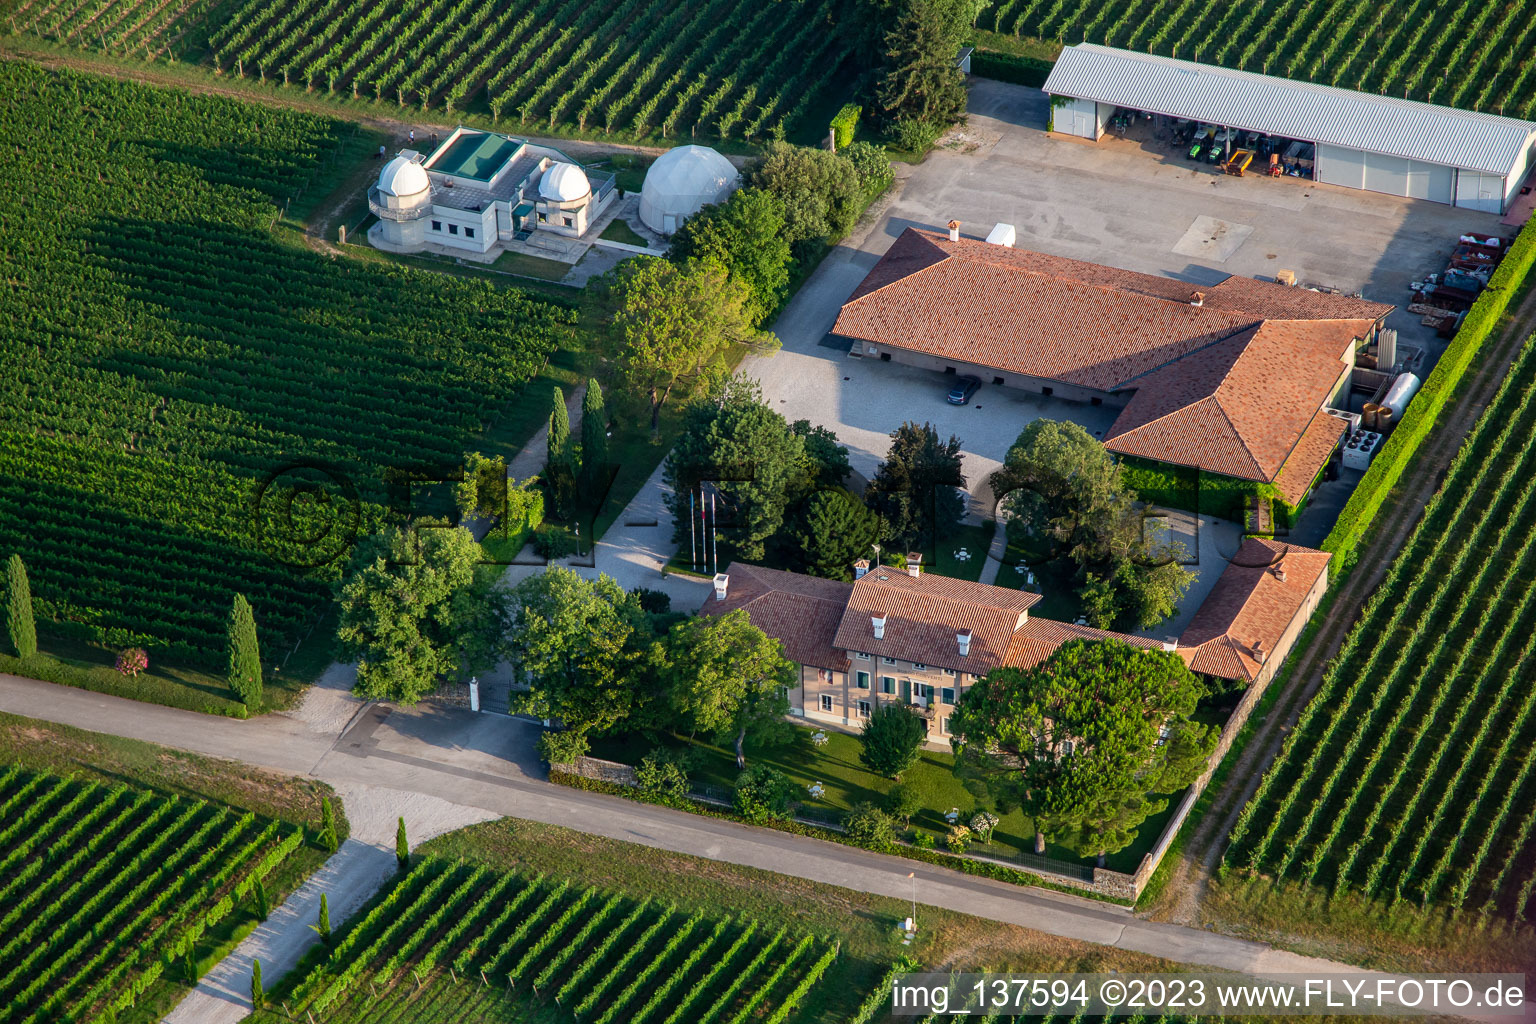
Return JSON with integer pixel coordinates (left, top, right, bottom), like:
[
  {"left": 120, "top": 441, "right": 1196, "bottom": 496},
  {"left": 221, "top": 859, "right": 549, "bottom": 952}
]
[{"left": 553, "top": 755, "right": 639, "bottom": 787}]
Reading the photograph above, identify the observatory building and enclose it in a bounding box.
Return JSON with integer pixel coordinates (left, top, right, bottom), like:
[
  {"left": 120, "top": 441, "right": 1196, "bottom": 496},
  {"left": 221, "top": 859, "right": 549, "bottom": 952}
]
[
  {"left": 639, "top": 145, "right": 739, "bottom": 235},
  {"left": 370, "top": 126, "right": 617, "bottom": 254}
]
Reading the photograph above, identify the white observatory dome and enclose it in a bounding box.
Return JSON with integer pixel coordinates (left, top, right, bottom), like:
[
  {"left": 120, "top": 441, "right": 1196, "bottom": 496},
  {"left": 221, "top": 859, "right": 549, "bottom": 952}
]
[
  {"left": 377, "top": 155, "right": 429, "bottom": 198},
  {"left": 539, "top": 162, "right": 591, "bottom": 202},
  {"left": 639, "top": 145, "right": 739, "bottom": 235}
]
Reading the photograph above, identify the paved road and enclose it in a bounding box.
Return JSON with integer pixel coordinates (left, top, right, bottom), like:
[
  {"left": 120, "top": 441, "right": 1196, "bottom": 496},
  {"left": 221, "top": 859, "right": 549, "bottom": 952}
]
[{"left": 0, "top": 671, "right": 1419, "bottom": 998}]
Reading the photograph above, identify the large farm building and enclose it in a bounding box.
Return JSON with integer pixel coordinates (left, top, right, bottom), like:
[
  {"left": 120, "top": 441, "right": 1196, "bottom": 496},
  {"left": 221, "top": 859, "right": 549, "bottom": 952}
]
[{"left": 1044, "top": 44, "right": 1536, "bottom": 214}]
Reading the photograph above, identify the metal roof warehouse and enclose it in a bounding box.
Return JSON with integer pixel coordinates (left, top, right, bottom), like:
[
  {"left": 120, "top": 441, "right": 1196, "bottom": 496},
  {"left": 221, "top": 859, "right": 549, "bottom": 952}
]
[{"left": 1042, "top": 43, "right": 1536, "bottom": 214}]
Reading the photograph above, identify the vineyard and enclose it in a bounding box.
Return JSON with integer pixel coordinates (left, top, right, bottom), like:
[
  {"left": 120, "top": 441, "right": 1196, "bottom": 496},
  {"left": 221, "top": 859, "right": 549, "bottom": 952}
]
[
  {"left": 0, "top": 62, "right": 573, "bottom": 668},
  {"left": 1224, "top": 329, "right": 1536, "bottom": 920},
  {"left": 977, "top": 0, "right": 1536, "bottom": 118},
  {"left": 2, "top": 0, "right": 855, "bottom": 142},
  {"left": 0, "top": 763, "right": 304, "bottom": 1024},
  {"left": 255, "top": 856, "right": 840, "bottom": 1024}
]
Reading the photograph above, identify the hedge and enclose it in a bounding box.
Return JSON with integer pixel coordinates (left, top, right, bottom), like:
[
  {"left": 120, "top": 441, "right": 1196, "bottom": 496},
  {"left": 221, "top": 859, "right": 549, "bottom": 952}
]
[
  {"left": 1120, "top": 456, "right": 1287, "bottom": 524},
  {"left": 829, "top": 104, "right": 860, "bottom": 150},
  {"left": 0, "top": 651, "right": 248, "bottom": 718},
  {"left": 547, "top": 769, "right": 1132, "bottom": 906},
  {"left": 969, "top": 50, "right": 1054, "bottom": 88},
  {"left": 1322, "top": 220, "right": 1536, "bottom": 563}
]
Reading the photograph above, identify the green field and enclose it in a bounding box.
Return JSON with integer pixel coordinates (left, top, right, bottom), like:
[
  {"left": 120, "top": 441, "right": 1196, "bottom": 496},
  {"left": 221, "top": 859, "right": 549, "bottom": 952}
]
[
  {"left": 978, "top": 0, "right": 1536, "bottom": 117},
  {"left": 1224, "top": 331, "right": 1536, "bottom": 922},
  {"left": 0, "top": 61, "right": 573, "bottom": 675},
  {"left": 0, "top": 763, "right": 308, "bottom": 1023},
  {"left": 257, "top": 855, "right": 841, "bottom": 1024},
  {"left": 4, "top": 0, "right": 856, "bottom": 144}
]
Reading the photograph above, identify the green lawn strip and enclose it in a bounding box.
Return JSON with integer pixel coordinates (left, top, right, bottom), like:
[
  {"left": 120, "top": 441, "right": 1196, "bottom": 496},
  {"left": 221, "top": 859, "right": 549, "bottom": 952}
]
[
  {"left": 588, "top": 725, "right": 1155, "bottom": 871},
  {"left": 490, "top": 250, "right": 579, "bottom": 280},
  {"left": 928, "top": 521, "right": 996, "bottom": 582},
  {"left": 599, "top": 217, "right": 649, "bottom": 247}
]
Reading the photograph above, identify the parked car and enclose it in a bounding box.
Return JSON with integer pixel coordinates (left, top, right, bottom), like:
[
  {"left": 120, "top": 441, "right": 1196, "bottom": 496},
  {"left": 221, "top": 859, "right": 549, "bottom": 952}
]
[{"left": 947, "top": 375, "right": 981, "bottom": 405}]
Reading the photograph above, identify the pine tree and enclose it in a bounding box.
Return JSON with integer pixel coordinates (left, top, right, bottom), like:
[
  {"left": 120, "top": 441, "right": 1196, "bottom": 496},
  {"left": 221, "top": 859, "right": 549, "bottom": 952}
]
[
  {"left": 579, "top": 379, "right": 607, "bottom": 492},
  {"left": 314, "top": 893, "right": 331, "bottom": 944},
  {"left": 5, "top": 554, "right": 36, "bottom": 659},
  {"left": 396, "top": 816, "right": 409, "bottom": 870},
  {"left": 250, "top": 958, "right": 264, "bottom": 1009},
  {"left": 319, "top": 797, "right": 338, "bottom": 853},
  {"left": 226, "top": 593, "right": 263, "bottom": 708}
]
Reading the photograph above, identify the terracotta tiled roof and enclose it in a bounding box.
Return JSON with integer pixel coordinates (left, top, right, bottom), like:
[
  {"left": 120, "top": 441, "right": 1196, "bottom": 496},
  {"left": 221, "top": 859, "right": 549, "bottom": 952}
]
[
  {"left": 834, "top": 567, "right": 1041, "bottom": 675},
  {"left": 1271, "top": 412, "right": 1348, "bottom": 506},
  {"left": 1177, "top": 538, "right": 1330, "bottom": 682},
  {"left": 1202, "top": 274, "right": 1393, "bottom": 322},
  {"left": 834, "top": 229, "right": 1261, "bottom": 391},
  {"left": 1103, "top": 320, "right": 1360, "bottom": 482},
  {"left": 1002, "top": 618, "right": 1164, "bottom": 671},
  {"left": 699, "top": 563, "right": 853, "bottom": 672}
]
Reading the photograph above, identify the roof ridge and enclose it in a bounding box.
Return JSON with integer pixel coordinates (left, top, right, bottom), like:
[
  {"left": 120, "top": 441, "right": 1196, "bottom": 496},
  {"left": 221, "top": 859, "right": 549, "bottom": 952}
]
[
  {"left": 1205, "top": 394, "right": 1268, "bottom": 481},
  {"left": 844, "top": 231, "right": 951, "bottom": 307}
]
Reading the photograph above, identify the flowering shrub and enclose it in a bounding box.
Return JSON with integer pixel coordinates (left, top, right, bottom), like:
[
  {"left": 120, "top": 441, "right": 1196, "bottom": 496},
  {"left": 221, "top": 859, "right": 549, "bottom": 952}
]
[{"left": 115, "top": 647, "right": 148, "bottom": 677}]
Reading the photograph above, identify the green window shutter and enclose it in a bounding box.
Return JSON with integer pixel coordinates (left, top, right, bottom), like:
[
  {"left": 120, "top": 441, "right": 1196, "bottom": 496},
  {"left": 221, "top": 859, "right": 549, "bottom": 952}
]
[{"left": 900, "top": 679, "right": 910, "bottom": 702}]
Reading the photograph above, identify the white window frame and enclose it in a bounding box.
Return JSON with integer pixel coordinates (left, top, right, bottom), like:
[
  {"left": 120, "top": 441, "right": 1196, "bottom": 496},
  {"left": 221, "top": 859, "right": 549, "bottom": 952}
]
[
  {"left": 880, "top": 676, "right": 896, "bottom": 695},
  {"left": 941, "top": 667, "right": 957, "bottom": 677},
  {"left": 853, "top": 651, "right": 870, "bottom": 660},
  {"left": 855, "top": 671, "right": 870, "bottom": 689},
  {"left": 820, "top": 694, "right": 834, "bottom": 712},
  {"left": 858, "top": 700, "right": 872, "bottom": 718}
]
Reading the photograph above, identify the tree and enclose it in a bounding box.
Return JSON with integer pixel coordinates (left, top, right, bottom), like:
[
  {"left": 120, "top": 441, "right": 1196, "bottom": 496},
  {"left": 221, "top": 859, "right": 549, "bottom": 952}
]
[
  {"left": 747, "top": 142, "right": 864, "bottom": 248},
  {"left": 875, "top": 0, "right": 970, "bottom": 132},
  {"left": 336, "top": 525, "right": 505, "bottom": 704},
  {"left": 791, "top": 420, "right": 852, "bottom": 488},
  {"left": 396, "top": 816, "right": 409, "bottom": 870},
  {"left": 867, "top": 421, "right": 967, "bottom": 549},
  {"left": 313, "top": 893, "right": 331, "bottom": 944},
  {"left": 455, "top": 452, "right": 507, "bottom": 522},
  {"left": 5, "top": 554, "right": 36, "bottom": 659},
  {"left": 667, "top": 188, "right": 793, "bottom": 327},
  {"left": 733, "top": 763, "right": 795, "bottom": 823},
  {"left": 948, "top": 639, "right": 1217, "bottom": 860},
  {"left": 843, "top": 141, "right": 895, "bottom": 201},
  {"left": 795, "top": 489, "right": 883, "bottom": 581},
  {"left": 663, "top": 609, "right": 796, "bottom": 768},
  {"left": 887, "top": 780, "right": 924, "bottom": 825},
  {"left": 509, "top": 568, "right": 649, "bottom": 736},
  {"left": 547, "top": 386, "right": 576, "bottom": 517},
  {"left": 844, "top": 802, "right": 898, "bottom": 851},
  {"left": 635, "top": 749, "right": 691, "bottom": 803},
  {"left": 579, "top": 379, "right": 608, "bottom": 493},
  {"left": 318, "top": 797, "right": 338, "bottom": 853},
  {"left": 226, "top": 594, "right": 263, "bottom": 708},
  {"left": 990, "top": 420, "right": 1193, "bottom": 629},
  {"left": 251, "top": 877, "right": 269, "bottom": 919},
  {"left": 664, "top": 378, "right": 810, "bottom": 561},
  {"left": 602, "top": 258, "right": 778, "bottom": 432},
  {"left": 859, "top": 703, "right": 929, "bottom": 779},
  {"left": 250, "top": 959, "right": 264, "bottom": 1010}
]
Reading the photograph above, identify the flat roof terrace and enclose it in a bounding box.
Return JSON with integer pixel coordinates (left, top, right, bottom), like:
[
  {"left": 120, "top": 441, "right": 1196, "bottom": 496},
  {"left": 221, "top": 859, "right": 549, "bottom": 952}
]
[{"left": 427, "top": 131, "right": 523, "bottom": 181}]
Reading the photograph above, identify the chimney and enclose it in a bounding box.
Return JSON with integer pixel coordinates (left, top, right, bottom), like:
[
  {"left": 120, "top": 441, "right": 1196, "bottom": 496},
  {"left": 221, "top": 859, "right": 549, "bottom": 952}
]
[
  {"left": 853, "top": 558, "right": 870, "bottom": 580},
  {"left": 957, "top": 629, "right": 972, "bottom": 657},
  {"left": 1190, "top": 290, "right": 1205, "bottom": 307},
  {"left": 1270, "top": 559, "right": 1287, "bottom": 582},
  {"left": 872, "top": 613, "right": 887, "bottom": 640},
  {"left": 1252, "top": 638, "right": 1266, "bottom": 661},
  {"left": 947, "top": 219, "right": 961, "bottom": 243},
  {"left": 905, "top": 552, "right": 922, "bottom": 578},
  {"left": 712, "top": 573, "right": 729, "bottom": 601}
]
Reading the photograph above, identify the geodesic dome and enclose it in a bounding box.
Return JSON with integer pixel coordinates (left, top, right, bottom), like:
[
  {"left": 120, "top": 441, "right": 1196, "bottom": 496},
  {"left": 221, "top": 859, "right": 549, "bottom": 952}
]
[{"left": 639, "top": 145, "right": 739, "bottom": 235}]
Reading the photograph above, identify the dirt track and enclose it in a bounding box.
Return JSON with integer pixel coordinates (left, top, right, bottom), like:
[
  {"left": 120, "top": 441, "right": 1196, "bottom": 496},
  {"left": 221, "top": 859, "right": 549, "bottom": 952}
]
[{"left": 1151, "top": 283, "right": 1536, "bottom": 926}]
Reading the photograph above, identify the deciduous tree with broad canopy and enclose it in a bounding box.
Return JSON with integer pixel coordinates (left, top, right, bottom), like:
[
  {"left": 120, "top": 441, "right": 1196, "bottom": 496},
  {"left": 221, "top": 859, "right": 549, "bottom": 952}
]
[
  {"left": 661, "top": 608, "right": 796, "bottom": 767},
  {"left": 509, "top": 567, "right": 652, "bottom": 736},
  {"left": 667, "top": 188, "right": 793, "bottom": 328},
  {"left": 948, "top": 638, "right": 1216, "bottom": 862},
  {"left": 990, "top": 419, "right": 1193, "bottom": 630},
  {"left": 601, "top": 257, "right": 778, "bottom": 433},
  {"left": 337, "top": 525, "right": 505, "bottom": 704}
]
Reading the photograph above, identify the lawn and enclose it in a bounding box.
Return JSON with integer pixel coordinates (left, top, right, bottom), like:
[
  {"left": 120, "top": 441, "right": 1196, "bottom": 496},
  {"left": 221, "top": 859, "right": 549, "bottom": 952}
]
[
  {"left": 599, "top": 217, "right": 649, "bottom": 247},
  {"left": 588, "top": 723, "right": 1165, "bottom": 873},
  {"left": 0, "top": 714, "right": 342, "bottom": 1023},
  {"left": 929, "top": 520, "right": 997, "bottom": 582}
]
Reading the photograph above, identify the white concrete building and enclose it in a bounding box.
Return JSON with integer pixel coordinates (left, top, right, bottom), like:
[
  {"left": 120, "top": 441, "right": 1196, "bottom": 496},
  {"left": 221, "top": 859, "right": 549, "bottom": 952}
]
[
  {"left": 638, "top": 145, "right": 739, "bottom": 235},
  {"left": 369, "top": 126, "right": 617, "bottom": 254},
  {"left": 1042, "top": 44, "right": 1536, "bottom": 213}
]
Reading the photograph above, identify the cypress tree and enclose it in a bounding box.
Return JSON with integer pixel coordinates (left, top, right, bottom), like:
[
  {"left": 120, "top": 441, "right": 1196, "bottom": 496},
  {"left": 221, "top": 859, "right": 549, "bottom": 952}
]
[
  {"left": 319, "top": 797, "right": 338, "bottom": 853},
  {"left": 396, "top": 816, "right": 409, "bottom": 870},
  {"left": 580, "top": 379, "right": 607, "bottom": 492},
  {"left": 226, "top": 594, "right": 263, "bottom": 708},
  {"left": 546, "top": 386, "right": 575, "bottom": 517},
  {"left": 315, "top": 893, "right": 331, "bottom": 944},
  {"left": 5, "top": 554, "right": 36, "bottom": 659},
  {"left": 252, "top": 877, "right": 269, "bottom": 920},
  {"left": 250, "top": 958, "right": 264, "bottom": 1009}
]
